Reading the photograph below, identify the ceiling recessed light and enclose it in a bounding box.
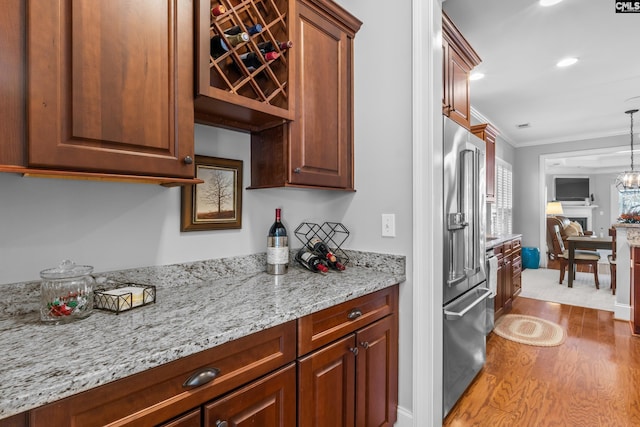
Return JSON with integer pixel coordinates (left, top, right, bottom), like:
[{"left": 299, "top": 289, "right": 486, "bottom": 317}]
[
  {"left": 556, "top": 57, "right": 578, "bottom": 67},
  {"left": 540, "top": 0, "right": 563, "bottom": 6},
  {"left": 469, "top": 72, "right": 485, "bottom": 81}
]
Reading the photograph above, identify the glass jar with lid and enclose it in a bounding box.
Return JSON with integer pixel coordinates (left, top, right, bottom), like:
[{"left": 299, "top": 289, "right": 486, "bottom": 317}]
[{"left": 40, "top": 259, "right": 94, "bottom": 323}]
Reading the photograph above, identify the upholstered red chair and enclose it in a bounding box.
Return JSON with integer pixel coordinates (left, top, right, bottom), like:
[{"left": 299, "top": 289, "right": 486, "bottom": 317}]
[{"left": 549, "top": 224, "right": 600, "bottom": 288}]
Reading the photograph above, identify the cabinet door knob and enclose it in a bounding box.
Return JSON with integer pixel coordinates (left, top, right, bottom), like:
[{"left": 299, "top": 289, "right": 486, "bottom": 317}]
[
  {"left": 347, "top": 309, "right": 362, "bottom": 320},
  {"left": 349, "top": 347, "right": 359, "bottom": 356},
  {"left": 360, "top": 341, "right": 369, "bottom": 349},
  {"left": 293, "top": 167, "right": 301, "bottom": 174},
  {"left": 182, "top": 367, "right": 220, "bottom": 388},
  {"left": 216, "top": 421, "right": 228, "bottom": 427},
  {"left": 183, "top": 156, "right": 194, "bottom": 164}
]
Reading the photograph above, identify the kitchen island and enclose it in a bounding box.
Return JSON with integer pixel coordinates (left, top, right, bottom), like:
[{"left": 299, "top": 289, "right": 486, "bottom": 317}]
[{"left": 0, "top": 250, "right": 405, "bottom": 423}]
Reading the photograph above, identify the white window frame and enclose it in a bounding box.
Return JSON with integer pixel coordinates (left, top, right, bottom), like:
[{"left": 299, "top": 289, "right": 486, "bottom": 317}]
[{"left": 493, "top": 158, "right": 513, "bottom": 236}]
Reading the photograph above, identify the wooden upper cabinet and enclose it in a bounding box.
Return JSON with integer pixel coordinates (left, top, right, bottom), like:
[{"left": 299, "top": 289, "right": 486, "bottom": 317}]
[
  {"left": 249, "top": 0, "right": 361, "bottom": 190},
  {"left": 471, "top": 123, "right": 498, "bottom": 203},
  {"left": 442, "top": 12, "right": 481, "bottom": 130},
  {"left": 27, "top": 0, "right": 195, "bottom": 179}
]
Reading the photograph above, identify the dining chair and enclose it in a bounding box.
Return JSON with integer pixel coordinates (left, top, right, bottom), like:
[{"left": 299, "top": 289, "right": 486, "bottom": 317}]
[{"left": 549, "top": 225, "right": 601, "bottom": 288}]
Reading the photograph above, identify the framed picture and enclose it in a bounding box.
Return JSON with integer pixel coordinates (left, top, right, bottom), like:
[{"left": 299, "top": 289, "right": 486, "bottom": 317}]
[{"left": 181, "top": 155, "right": 243, "bottom": 231}]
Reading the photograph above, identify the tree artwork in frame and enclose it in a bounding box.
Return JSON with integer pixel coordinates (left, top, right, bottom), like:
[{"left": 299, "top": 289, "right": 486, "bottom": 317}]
[{"left": 181, "top": 156, "right": 243, "bottom": 231}]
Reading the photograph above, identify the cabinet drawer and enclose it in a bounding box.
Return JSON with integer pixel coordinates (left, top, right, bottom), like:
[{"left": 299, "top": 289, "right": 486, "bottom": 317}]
[
  {"left": 204, "top": 363, "right": 296, "bottom": 427},
  {"left": 297, "top": 286, "right": 398, "bottom": 356},
  {"left": 512, "top": 256, "right": 522, "bottom": 276},
  {"left": 512, "top": 239, "right": 522, "bottom": 251},
  {"left": 30, "top": 321, "right": 296, "bottom": 427}
]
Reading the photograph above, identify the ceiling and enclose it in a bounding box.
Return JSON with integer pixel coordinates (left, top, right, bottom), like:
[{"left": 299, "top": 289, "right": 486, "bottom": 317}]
[{"left": 442, "top": 0, "right": 640, "bottom": 155}]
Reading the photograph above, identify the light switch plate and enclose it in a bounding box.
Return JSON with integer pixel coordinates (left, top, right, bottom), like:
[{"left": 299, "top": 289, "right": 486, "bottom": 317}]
[{"left": 382, "top": 214, "right": 396, "bottom": 237}]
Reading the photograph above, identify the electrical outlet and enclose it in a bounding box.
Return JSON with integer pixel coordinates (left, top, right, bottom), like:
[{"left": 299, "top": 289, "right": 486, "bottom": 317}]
[{"left": 382, "top": 214, "right": 396, "bottom": 237}]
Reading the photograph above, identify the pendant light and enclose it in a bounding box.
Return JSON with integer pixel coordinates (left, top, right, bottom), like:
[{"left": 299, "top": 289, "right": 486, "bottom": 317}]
[{"left": 615, "top": 109, "right": 640, "bottom": 191}]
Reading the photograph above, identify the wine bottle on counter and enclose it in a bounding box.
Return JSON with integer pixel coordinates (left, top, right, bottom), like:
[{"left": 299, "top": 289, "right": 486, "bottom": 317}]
[
  {"left": 306, "top": 237, "right": 346, "bottom": 271},
  {"left": 224, "top": 24, "right": 262, "bottom": 36},
  {"left": 210, "top": 32, "right": 249, "bottom": 58},
  {"left": 257, "top": 40, "right": 293, "bottom": 53},
  {"left": 240, "top": 51, "right": 279, "bottom": 71},
  {"left": 267, "top": 208, "right": 288, "bottom": 275},
  {"left": 295, "top": 249, "right": 329, "bottom": 273}
]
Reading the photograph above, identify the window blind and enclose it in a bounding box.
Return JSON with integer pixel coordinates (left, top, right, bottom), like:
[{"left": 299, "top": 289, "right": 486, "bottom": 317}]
[{"left": 493, "top": 158, "right": 512, "bottom": 235}]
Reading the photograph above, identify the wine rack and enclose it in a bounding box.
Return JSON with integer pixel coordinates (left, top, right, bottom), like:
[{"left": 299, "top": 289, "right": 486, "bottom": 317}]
[
  {"left": 295, "top": 222, "right": 351, "bottom": 266},
  {"left": 195, "top": 0, "right": 295, "bottom": 132}
]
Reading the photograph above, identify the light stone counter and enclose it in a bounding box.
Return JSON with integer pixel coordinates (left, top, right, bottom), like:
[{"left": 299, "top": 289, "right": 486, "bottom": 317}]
[{"left": 0, "top": 250, "right": 405, "bottom": 420}]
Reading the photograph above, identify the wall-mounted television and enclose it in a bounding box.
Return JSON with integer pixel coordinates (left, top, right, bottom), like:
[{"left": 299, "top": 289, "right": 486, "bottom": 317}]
[{"left": 555, "top": 177, "right": 590, "bottom": 201}]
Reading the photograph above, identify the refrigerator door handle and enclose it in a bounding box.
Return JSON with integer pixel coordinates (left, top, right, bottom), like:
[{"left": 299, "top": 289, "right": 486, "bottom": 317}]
[{"left": 443, "top": 287, "right": 492, "bottom": 320}]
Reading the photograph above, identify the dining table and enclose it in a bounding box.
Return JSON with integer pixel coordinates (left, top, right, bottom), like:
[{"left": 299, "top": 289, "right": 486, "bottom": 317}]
[{"left": 566, "top": 235, "right": 613, "bottom": 287}]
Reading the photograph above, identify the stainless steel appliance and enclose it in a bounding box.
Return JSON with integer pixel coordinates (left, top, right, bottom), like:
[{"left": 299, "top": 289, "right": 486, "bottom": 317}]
[{"left": 442, "top": 116, "right": 491, "bottom": 417}]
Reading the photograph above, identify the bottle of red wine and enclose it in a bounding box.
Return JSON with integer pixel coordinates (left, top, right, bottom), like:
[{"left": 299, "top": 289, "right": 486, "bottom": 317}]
[
  {"left": 307, "top": 237, "right": 346, "bottom": 271},
  {"left": 267, "top": 208, "right": 288, "bottom": 275},
  {"left": 295, "top": 249, "right": 329, "bottom": 273},
  {"left": 224, "top": 24, "right": 262, "bottom": 36},
  {"left": 211, "top": 4, "right": 226, "bottom": 17},
  {"left": 240, "top": 51, "right": 279, "bottom": 71},
  {"left": 210, "top": 32, "right": 249, "bottom": 58},
  {"left": 257, "top": 40, "right": 293, "bottom": 53}
]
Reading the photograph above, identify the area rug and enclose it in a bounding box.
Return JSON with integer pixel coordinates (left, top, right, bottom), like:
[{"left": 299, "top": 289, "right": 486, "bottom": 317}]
[
  {"left": 519, "top": 267, "right": 615, "bottom": 312},
  {"left": 494, "top": 314, "right": 566, "bottom": 347}
]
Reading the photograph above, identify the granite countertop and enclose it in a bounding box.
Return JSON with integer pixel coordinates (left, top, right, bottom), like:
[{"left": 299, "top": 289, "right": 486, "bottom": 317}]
[
  {"left": 486, "top": 233, "right": 523, "bottom": 249},
  {"left": 0, "top": 250, "right": 405, "bottom": 420}
]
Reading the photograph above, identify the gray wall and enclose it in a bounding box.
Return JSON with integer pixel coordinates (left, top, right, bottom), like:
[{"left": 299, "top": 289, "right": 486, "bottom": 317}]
[
  {"left": 514, "top": 134, "right": 628, "bottom": 249},
  {"left": 0, "top": 0, "right": 416, "bottom": 418}
]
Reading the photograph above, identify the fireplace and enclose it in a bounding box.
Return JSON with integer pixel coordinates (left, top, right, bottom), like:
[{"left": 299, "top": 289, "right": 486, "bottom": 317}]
[{"left": 568, "top": 217, "right": 588, "bottom": 230}]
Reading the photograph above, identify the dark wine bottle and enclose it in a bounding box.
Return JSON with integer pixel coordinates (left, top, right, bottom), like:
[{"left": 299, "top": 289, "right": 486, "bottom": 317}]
[
  {"left": 295, "top": 249, "right": 329, "bottom": 273},
  {"left": 307, "top": 237, "right": 346, "bottom": 271},
  {"left": 240, "top": 51, "right": 278, "bottom": 71},
  {"left": 267, "top": 208, "right": 288, "bottom": 275},
  {"left": 225, "top": 24, "right": 262, "bottom": 36},
  {"left": 257, "top": 40, "right": 293, "bottom": 54},
  {"left": 210, "top": 32, "right": 249, "bottom": 58}
]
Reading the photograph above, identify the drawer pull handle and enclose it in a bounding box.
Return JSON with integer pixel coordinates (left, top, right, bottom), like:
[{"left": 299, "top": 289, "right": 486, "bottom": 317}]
[
  {"left": 216, "top": 421, "right": 229, "bottom": 427},
  {"left": 350, "top": 347, "right": 359, "bottom": 356},
  {"left": 347, "top": 309, "right": 362, "bottom": 320},
  {"left": 182, "top": 367, "right": 220, "bottom": 389},
  {"left": 360, "top": 341, "right": 369, "bottom": 349}
]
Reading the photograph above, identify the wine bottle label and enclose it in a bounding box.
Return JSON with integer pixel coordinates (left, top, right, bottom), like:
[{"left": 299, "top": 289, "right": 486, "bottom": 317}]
[{"left": 267, "top": 246, "right": 289, "bottom": 264}]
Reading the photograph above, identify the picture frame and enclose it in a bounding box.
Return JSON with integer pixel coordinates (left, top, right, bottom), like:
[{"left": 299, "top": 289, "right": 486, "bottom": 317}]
[{"left": 180, "top": 155, "right": 243, "bottom": 231}]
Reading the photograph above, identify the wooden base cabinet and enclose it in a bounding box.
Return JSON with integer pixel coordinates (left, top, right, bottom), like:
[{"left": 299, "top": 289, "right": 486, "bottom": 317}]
[
  {"left": 297, "top": 286, "right": 399, "bottom": 426},
  {"left": 631, "top": 247, "right": 640, "bottom": 335},
  {"left": 493, "top": 237, "right": 522, "bottom": 320},
  {"left": 203, "top": 364, "right": 296, "bottom": 427}
]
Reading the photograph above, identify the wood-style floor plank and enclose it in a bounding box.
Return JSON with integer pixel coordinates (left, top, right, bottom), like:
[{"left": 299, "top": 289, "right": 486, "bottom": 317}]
[{"left": 443, "top": 297, "right": 640, "bottom": 427}]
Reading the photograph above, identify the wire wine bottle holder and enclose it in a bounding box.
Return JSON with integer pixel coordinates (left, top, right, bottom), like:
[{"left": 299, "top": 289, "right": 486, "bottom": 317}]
[{"left": 294, "top": 222, "right": 350, "bottom": 266}]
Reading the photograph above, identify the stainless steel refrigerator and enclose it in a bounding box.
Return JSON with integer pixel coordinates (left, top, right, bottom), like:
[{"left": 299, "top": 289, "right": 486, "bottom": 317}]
[{"left": 442, "top": 116, "right": 492, "bottom": 418}]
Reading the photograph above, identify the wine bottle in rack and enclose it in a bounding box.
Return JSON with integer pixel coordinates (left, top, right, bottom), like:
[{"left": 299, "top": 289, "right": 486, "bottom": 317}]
[
  {"left": 210, "top": 32, "right": 249, "bottom": 58},
  {"left": 240, "top": 51, "right": 279, "bottom": 71},
  {"left": 295, "top": 249, "right": 329, "bottom": 273},
  {"left": 306, "top": 237, "right": 346, "bottom": 271},
  {"left": 257, "top": 40, "right": 293, "bottom": 54},
  {"left": 224, "top": 24, "right": 262, "bottom": 36},
  {"left": 267, "top": 208, "right": 288, "bottom": 275},
  {"left": 211, "top": 4, "right": 226, "bottom": 16}
]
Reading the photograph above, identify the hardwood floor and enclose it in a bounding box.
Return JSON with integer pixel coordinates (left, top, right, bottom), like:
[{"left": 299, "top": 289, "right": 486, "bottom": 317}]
[{"left": 443, "top": 297, "right": 640, "bottom": 427}]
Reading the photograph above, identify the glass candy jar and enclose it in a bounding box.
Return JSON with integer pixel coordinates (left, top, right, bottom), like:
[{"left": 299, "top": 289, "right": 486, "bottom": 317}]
[{"left": 40, "top": 260, "right": 94, "bottom": 323}]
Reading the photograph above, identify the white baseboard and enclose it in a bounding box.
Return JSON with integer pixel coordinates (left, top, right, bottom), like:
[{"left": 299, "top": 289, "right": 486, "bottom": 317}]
[
  {"left": 395, "top": 405, "right": 413, "bottom": 426},
  {"left": 614, "top": 302, "right": 631, "bottom": 321}
]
